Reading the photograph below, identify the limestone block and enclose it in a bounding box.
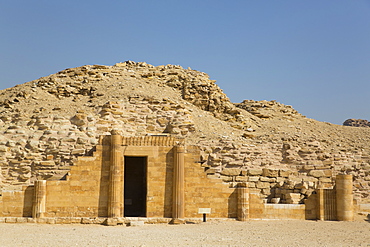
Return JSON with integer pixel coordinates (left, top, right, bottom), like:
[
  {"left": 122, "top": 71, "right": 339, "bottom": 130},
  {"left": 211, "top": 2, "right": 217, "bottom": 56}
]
[
  {"left": 260, "top": 177, "right": 276, "bottom": 183},
  {"left": 16, "top": 139, "right": 27, "bottom": 145},
  {"left": 308, "top": 170, "right": 326, "bottom": 178},
  {"left": 6, "top": 141, "right": 16, "bottom": 147},
  {"left": 248, "top": 176, "right": 259, "bottom": 182},
  {"left": 61, "top": 137, "right": 77, "bottom": 143},
  {"left": 71, "top": 149, "right": 85, "bottom": 155},
  {"left": 18, "top": 173, "right": 31, "bottom": 182},
  {"left": 256, "top": 181, "right": 270, "bottom": 189},
  {"left": 248, "top": 169, "right": 263, "bottom": 176},
  {"left": 261, "top": 188, "right": 271, "bottom": 195},
  {"left": 302, "top": 188, "right": 314, "bottom": 196},
  {"left": 285, "top": 193, "right": 301, "bottom": 204},
  {"left": 299, "top": 148, "right": 314, "bottom": 154},
  {"left": 307, "top": 141, "right": 320, "bottom": 147},
  {"left": 227, "top": 160, "right": 244, "bottom": 166},
  {"left": 81, "top": 218, "right": 94, "bottom": 224},
  {"left": 303, "top": 164, "right": 315, "bottom": 171},
  {"left": 208, "top": 153, "right": 219, "bottom": 160},
  {"left": 209, "top": 161, "right": 222, "bottom": 167},
  {"left": 16, "top": 217, "right": 28, "bottom": 223},
  {"left": 206, "top": 168, "right": 220, "bottom": 174},
  {"left": 129, "top": 220, "right": 144, "bottom": 226},
  {"left": 271, "top": 198, "right": 281, "bottom": 204},
  {"left": 220, "top": 175, "right": 233, "bottom": 182},
  {"left": 248, "top": 182, "right": 256, "bottom": 188},
  {"left": 322, "top": 160, "right": 334, "bottom": 166},
  {"left": 302, "top": 176, "right": 318, "bottom": 183},
  {"left": 206, "top": 174, "right": 220, "bottom": 179},
  {"left": 282, "top": 181, "right": 295, "bottom": 190},
  {"left": 39, "top": 161, "right": 56, "bottom": 167},
  {"left": 294, "top": 182, "right": 306, "bottom": 190},
  {"left": 27, "top": 218, "right": 37, "bottom": 223},
  {"left": 47, "top": 218, "right": 56, "bottom": 224},
  {"left": 5, "top": 217, "right": 17, "bottom": 223},
  {"left": 221, "top": 168, "right": 241, "bottom": 176},
  {"left": 318, "top": 177, "right": 332, "bottom": 183},
  {"left": 5, "top": 128, "right": 17, "bottom": 134},
  {"left": 323, "top": 169, "right": 332, "bottom": 177},
  {"left": 279, "top": 169, "right": 291, "bottom": 178},
  {"left": 76, "top": 137, "right": 89, "bottom": 144},
  {"left": 262, "top": 168, "right": 279, "bottom": 178},
  {"left": 362, "top": 164, "right": 370, "bottom": 171},
  {"left": 235, "top": 176, "right": 249, "bottom": 182}
]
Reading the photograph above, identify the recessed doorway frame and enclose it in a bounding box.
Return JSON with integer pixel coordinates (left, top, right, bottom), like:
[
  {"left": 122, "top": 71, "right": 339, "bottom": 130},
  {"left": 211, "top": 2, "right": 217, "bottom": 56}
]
[{"left": 123, "top": 156, "right": 148, "bottom": 217}]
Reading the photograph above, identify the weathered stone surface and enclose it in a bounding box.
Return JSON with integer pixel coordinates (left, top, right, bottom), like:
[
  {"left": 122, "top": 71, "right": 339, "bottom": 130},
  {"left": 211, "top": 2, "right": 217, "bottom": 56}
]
[
  {"left": 285, "top": 193, "right": 302, "bottom": 204},
  {"left": 343, "top": 119, "right": 370, "bottom": 128},
  {"left": 263, "top": 168, "right": 279, "bottom": 178},
  {"left": 308, "top": 170, "right": 326, "bottom": 178},
  {"left": 0, "top": 60, "right": 369, "bottom": 205},
  {"left": 248, "top": 169, "right": 263, "bottom": 176},
  {"left": 221, "top": 168, "right": 241, "bottom": 176},
  {"left": 256, "top": 181, "right": 270, "bottom": 189}
]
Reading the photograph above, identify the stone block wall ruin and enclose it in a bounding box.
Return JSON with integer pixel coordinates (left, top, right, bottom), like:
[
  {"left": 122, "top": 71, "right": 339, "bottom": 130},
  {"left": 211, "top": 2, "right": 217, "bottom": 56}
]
[
  {"left": 0, "top": 61, "right": 369, "bottom": 224},
  {"left": 0, "top": 134, "right": 360, "bottom": 224}
]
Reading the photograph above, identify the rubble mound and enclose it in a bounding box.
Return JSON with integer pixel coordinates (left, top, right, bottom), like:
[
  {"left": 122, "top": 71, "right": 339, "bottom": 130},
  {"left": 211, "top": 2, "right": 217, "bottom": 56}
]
[
  {"left": 0, "top": 61, "right": 370, "bottom": 204},
  {"left": 235, "top": 100, "right": 303, "bottom": 119},
  {"left": 343, "top": 119, "right": 370, "bottom": 128}
]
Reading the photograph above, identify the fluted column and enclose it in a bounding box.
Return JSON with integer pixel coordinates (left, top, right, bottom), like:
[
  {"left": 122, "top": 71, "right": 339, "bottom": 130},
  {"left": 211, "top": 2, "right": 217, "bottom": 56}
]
[
  {"left": 317, "top": 188, "right": 325, "bottom": 220},
  {"left": 32, "top": 180, "right": 46, "bottom": 218},
  {"left": 237, "top": 186, "right": 249, "bottom": 221},
  {"left": 108, "top": 130, "right": 123, "bottom": 218},
  {"left": 336, "top": 174, "right": 354, "bottom": 221},
  {"left": 171, "top": 145, "right": 185, "bottom": 224}
]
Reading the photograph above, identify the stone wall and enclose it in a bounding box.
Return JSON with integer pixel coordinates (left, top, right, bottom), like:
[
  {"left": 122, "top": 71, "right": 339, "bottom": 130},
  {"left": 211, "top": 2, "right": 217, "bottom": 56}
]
[
  {"left": 198, "top": 139, "right": 370, "bottom": 204},
  {"left": 0, "top": 134, "right": 358, "bottom": 223},
  {"left": 0, "top": 96, "right": 195, "bottom": 187},
  {"left": 1, "top": 100, "right": 369, "bottom": 206},
  {"left": 0, "top": 135, "right": 236, "bottom": 219},
  {"left": 0, "top": 60, "right": 369, "bottom": 216}
]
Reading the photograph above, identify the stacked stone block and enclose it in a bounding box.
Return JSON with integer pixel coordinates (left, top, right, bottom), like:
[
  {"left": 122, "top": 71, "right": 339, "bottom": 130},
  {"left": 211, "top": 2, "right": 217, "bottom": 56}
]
[{"left": 0, "top": 60, "right": 369, "bottom": 216}]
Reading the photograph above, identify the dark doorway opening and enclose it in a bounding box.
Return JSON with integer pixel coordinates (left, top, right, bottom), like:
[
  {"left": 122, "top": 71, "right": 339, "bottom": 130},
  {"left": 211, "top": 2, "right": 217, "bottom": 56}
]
[{"left": 124, "top": 156, "right": 147, "bottom": 217}]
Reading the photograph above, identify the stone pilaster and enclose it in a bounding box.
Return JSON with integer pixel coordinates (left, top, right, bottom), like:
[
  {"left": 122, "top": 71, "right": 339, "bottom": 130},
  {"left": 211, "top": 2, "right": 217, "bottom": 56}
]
[
  {"left": 336, "top": 174, "right": 354, "bottom": 221},
  {"left": 108, "top": 130, "right": 123, "bottom": 218},
  {"left": 32, "top": 180, "right": 46, "bottom": 218},
  {"left": 317, "top": 189, "right": 325, "bottom": 221},
  {"left": 170, "top": 145, "right": 185, "bottom": 224},
  {"left": 237, "top": 186, "right": 249, "bottom": 221}
]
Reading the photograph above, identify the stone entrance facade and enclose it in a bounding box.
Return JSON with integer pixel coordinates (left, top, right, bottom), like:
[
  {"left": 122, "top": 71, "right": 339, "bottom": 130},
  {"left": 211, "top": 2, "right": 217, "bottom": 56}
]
[{"left": 0, "top": 133, "right": 355, "bottom": 224}]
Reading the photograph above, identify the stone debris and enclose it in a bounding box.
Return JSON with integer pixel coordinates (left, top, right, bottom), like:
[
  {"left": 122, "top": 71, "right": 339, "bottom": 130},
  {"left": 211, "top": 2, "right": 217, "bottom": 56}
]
[
  {"left": 343, "top": 118, "right": 370, "bottom": 128},
  {"left": 0, "top": 60, "right": 369, "bottom": 205}
]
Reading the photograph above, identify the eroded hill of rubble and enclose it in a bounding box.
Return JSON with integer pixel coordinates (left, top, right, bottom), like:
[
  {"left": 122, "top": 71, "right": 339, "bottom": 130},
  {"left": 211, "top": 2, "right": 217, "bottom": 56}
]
[
  {"left": 343, "top": 119, "right": 370, "bottom": 128},
  {"left": 0, "top": 61, "right": 369, "bottom": 204}
]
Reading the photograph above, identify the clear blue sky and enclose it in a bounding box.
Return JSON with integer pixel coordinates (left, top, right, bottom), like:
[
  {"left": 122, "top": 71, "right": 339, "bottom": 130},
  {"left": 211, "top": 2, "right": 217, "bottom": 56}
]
[{"left": 1, "top": 1, "right": 369, "bottom": 125}]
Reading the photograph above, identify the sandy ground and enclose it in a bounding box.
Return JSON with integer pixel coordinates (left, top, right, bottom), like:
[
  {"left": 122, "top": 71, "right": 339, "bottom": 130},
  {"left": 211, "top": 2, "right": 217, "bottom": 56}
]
[{"left": 1, "top": 219, "right": 369, "bottom": 247}]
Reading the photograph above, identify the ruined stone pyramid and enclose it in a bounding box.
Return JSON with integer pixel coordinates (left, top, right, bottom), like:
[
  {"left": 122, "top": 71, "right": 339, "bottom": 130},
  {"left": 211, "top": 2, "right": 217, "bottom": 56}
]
[{"left": 0, "top": 61, "right": 369, "bottom": 204}]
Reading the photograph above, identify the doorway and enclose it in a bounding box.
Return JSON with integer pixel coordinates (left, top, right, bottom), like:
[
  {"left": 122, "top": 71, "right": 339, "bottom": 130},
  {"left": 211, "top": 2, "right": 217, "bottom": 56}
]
[{"left": 124, "top": 156, "right": 147, "bottom": 217}]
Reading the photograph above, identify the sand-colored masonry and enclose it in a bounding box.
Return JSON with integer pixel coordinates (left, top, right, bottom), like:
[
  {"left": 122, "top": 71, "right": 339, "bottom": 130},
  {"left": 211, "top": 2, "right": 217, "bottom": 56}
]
[
  {"left": 171, "top": 145, "right": 185, "bottom": 222},
  {"left": 0, "top": 135, "right": 357, "bottom": 222},
  {"left": 32, "top": 180, "right": 46, "bottom": 218},
  {"left": 108, "top": 131, "right": 123, "bottom": 218},
  {"left": 336, "top": 174, "right": 354, "bottom": 221},
  {"left": 237, "top": 186, "right": 249, "bottom": 221}
]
